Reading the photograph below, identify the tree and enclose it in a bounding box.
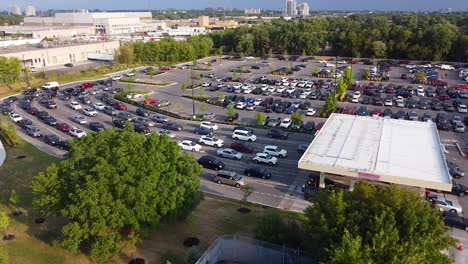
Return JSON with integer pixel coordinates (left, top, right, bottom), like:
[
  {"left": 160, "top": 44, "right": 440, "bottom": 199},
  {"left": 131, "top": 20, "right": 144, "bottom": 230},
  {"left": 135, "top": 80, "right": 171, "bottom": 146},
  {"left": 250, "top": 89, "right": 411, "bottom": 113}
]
[
  {"left": 206, "top": 62, "right": 212, "bottom": 69},
  {"left": 227, "top": 102, "right": 236, "bottom": 117},
  {"left": 364, "top": 69, "right": 370, "bottom": 80},
  {"left": 314, "top": 68, "right": 319, "bottom": 76},
  {"left": 240, "top": 184, "right": 255, "bottom": 208},
  {"left": 255, "top": 212, "right": 286, "bottom": 245},
  {"left": 0, "top": 114, "right": 23, "bottom": 147},
  {"left": 343, "top": 67, "right": 353, "bottom": 86},
  {"left": 0, "top": 56, "right": 21, "bottom": 85},
  {"left": 31, "top": 126, "right": 203, "bottom": 260},
  {"left": 336, "top": 78, "right": 347, "bottom": 95},
  {"left": 323, "top": 92, "right": 337, "bottom": 113},
  {"left": 371, "top": 41, "right": 387, "bottom": 59},
  {"left": 9, "top": 190, "right": 20, "bottom": 214},
  {"left": 115, "top": 45, "right": 134, "bottom": 67},
  {"left": 291, "top": 112, "right": 303, "bottom": 125},
  {"left": 304, "top": 182, "right": 455, "bottom": 263},
  {"left": 0, "top": 210, "right": 9, "bottom": 239},
  {"left": 199, "top": 102, "right": 208, "bottom": 113},
  {"left": 218, "top": 93, "right": 226, "bottom": 102},
  {"left": 255, "top": 112, "right": 266, "bottom": 126}
]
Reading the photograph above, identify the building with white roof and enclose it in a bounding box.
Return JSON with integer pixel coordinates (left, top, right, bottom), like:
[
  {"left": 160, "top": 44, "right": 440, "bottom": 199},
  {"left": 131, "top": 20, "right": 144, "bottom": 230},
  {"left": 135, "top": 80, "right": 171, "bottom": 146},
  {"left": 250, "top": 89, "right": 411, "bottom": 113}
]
[{"left": 298, "top": 114, "right": 452, "bottom": 191}]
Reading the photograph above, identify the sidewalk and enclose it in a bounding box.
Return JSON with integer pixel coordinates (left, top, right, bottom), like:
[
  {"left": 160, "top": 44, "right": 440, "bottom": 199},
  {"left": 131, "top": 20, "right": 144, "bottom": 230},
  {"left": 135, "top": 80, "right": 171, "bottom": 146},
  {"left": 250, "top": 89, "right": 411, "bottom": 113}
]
[{"left": 0, "top": 139, "right": 5, "bottom": 168}]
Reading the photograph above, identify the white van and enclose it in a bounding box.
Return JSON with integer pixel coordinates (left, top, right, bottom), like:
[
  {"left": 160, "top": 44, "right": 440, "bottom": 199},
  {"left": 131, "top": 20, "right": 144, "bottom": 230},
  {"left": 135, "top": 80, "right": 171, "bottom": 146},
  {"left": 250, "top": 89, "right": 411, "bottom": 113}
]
[
  {"left": 42, "top": 81, "right": 59, "bottom": 89},
  {"left": 232, "top": 130, "right": 257, "bottom": 142},
  {"left": 440, "top": 64, "right": 455, "bottom": 71}
]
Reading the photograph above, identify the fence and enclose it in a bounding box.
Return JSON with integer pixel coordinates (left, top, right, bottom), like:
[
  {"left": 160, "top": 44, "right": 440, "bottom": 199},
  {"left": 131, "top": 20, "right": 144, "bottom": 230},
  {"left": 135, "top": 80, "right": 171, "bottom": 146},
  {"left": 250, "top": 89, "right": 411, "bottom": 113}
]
[{"left": 196, "top": 235, "right": 316, "bottom": 264}]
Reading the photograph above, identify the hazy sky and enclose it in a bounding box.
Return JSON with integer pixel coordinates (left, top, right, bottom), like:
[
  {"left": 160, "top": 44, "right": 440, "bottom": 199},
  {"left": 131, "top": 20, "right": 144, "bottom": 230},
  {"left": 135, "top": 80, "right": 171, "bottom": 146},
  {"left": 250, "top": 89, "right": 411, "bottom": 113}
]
[{"left": 1, "top": 0, "right": 467, "bottom": 12}]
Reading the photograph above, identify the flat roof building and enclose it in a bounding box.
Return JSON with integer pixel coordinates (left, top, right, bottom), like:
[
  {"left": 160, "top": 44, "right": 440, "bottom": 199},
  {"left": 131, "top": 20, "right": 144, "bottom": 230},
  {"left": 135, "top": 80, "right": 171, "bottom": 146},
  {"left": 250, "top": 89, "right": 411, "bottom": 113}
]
[{"left": 298, "top": 114, "right": 452, "bottom": 191}]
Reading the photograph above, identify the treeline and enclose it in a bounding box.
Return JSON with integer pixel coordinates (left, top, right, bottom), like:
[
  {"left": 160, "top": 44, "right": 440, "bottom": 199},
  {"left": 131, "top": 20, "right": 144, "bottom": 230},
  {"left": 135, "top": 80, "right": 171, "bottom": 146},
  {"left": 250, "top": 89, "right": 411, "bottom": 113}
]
[
  {"left": 209, "top": 13, "right": 468, "bottom": 62},
  {"left": 0, "top": 57, "right": 22, "bottom": 85},
  {"left": 0, "top": 15, "right": 23, "bottom": 26},
  {"left": 115, "top": 36, "right": 213, "bottom": 65}
]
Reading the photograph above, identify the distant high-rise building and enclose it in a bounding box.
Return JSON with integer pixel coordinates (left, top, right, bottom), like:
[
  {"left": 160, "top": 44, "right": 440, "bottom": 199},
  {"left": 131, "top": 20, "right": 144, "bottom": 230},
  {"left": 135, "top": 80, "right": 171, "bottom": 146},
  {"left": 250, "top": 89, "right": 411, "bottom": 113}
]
[
  {"left": 244, "top": 8, "right": 261, "bottom": 15},
  {"left": 25, "top": 5, "right": 36, "bottom": 17},
  {"left": 12, "top": 5, "right": 21, "bottom": 16},
  {"left": 297, "top": 3, "right": 310, "bottom": 17},
  {"left": 283, "top": 0, "right": 297, "bottom": 17}
]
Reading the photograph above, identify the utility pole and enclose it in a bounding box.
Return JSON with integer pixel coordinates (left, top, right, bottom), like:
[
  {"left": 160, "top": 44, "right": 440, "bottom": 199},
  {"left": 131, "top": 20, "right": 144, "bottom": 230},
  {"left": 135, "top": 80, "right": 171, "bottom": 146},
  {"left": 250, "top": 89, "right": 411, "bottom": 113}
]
[
  {"left": 22, "top": 54, "right": 30, "bottom": 87},
  {"left": 191, "top": 62, "right": 195, "bottom": 119}
]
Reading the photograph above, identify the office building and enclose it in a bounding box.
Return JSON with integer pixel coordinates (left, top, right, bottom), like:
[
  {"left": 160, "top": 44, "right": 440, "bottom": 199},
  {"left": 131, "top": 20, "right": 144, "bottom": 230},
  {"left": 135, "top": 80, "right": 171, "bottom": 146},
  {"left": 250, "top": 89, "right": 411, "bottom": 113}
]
[
  {"left": 244, "top": 8, "right": 261, "bottom": 15},
  {"left": 283, "top": 0, "right": 297, "bottom": 17},
  {"left": 297, "top": 3, "right": 310, "bottom": 17},
  {"left": 12, "top": 5, "right": 21, "bottom": 16},
  {"left": 25, "top": 6, "right": 36, "bottom": 17}
]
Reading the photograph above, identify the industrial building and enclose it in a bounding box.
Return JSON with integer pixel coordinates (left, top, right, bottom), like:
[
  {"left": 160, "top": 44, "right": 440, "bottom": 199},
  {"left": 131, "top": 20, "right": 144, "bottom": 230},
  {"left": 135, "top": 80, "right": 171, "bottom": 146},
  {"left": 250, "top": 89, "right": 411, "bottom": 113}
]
[
  {"left": 298, "top": 114, "right": 452, "bottom": 192},
  {"left": 0, "top": 40, "right": 119, "bottom": 68}
]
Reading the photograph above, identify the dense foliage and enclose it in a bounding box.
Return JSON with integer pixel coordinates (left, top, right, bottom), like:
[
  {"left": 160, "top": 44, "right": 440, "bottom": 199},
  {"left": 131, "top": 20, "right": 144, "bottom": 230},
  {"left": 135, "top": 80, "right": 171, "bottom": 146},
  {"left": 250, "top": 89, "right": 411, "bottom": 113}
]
[
  {"left": 0, "top": 15, "right": 23, "bottom": 26},
  {"left": 115, "top": 36, "right": 213, "bottom": 65},
  {"left": 305, "top": 183, "right": 454, "bottom": 263},
  {"left": 0, "top": 56, "right": 22, "bottom": 85},
  {"left": 31, "top": 126, "right": 202, "bottom": 260},
  {"left": 209, "top": 13, "right": 468, "bottom": 61}
]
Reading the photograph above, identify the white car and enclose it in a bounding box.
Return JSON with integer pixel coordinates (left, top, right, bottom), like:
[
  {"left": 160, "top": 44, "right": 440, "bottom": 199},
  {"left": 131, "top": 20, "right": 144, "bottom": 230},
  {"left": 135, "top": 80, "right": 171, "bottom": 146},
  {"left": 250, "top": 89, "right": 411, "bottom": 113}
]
[
  {"left": 125, "top": 72, "right": 135, "bottom": 77},
  {"left": 93, "top": 102, "right": 105, "bottom": 111},
  {"left": 279, "top": 118, "right": 292, "bottom": 128},
  {"left": 253, "top": 153, "right": 278, "bottom": 166},
  {"left": 263, "top": 145, "right": 287, "bottom": 158},
  {"left": 243, "top": 87, "right": 253, "bottom": 94},
  {"left": 260, "top": 84, "right": 269, "bottom": 91},
  {"left": 200, "top": 121, "right": 218, "bottom": 130},
  {"left": 69, "top": 101, "right": 82, "bottom": 110},
  {"left": 454, "top": 123, "right": 466, "bottom": 133},
  {"left": 276, "top": 86, "right": 286, "bottom": 93},
  {"left": 395, "top": 96, "right": 405, "bottom": 107},
  {"left": 83, "top": 108, "right": 98, "bottom": 117},
  {"left": 253, "top": 98, "right": 263, "bottom": 106},
  {"left": 9, "top": 113, "right": 22, "bottom": 123},
  {"left": 216, "top": 148, "right": 243, "bottom": 160},
  {"left": 384, "top": 98, "right": 393, "bottom": 106},
  {"left": 325, "top": 63, "right": 335, "bottom": 67},
  {"left": 232, "top": 83, "right": 242, "bottom": 89},
  {"left": 297, "top": 81, "right": 306, "bottom": 88},
  {"left": 299, "top": 92, "right": 310, "bottom": 99},
  {"left": 198, "top": 136, "right": 224, "bottom": 148},
  {"left": 111, "top": 75, "right": 122, "bottom": 81},
  {"left": 290, "top": 80, "right": 298, "bottom": 87},
  {"left": 72, "top": 116, "right": 87, "bottom": 124},
  {"left": 457, "top": 104, "right": 467, "bottom": 113},
  {"left": 267, "top": 86, "right": 276, "bottom": 93},
  {"left": 352, "top": 91, "right": 361, "bottom": 99},
  {"left": 317, "top": 60, "right": 327, "bottom": 64},
  {"left": 157, "top": 129, "right": 176, "bottom": 138},
  {"left": 286, "top": 87, "right": 295, "bottom": 93},
  {"left": 178, "top": 140, "right": 202, "bottom": 152},
  {"left": 306, "top": 108, "right": 316, "bottom": 116},
  {"left": 416, "top": 86, "right": 425, "bottom": 97},
  {"left": 202, "top": 82, "right": 211, "bottom": 87},
  {"left": 337, "top": 60, "right": 347, "bottom": 64},
  {"left": 69, "top": 127, "right": 86, "bottom": 138},
  {"left": 236, "top": 102, "right": 247, "bottom": 109}
]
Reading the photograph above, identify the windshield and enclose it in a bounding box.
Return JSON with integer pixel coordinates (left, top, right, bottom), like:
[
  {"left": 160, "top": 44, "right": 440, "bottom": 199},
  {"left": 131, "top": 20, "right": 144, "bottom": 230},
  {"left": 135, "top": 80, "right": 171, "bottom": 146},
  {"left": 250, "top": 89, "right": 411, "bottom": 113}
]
[{"left": 235, "top": 174, "right": 243, "bottom": 181}]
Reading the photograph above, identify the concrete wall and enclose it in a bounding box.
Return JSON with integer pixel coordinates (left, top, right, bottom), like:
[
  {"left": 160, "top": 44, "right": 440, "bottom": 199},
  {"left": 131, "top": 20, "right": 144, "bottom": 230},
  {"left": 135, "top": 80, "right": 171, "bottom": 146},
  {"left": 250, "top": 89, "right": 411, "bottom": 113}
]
[
  {"left": 1, "top": 41, "right": 119, "bottom": 68},
  {"left": 32, "top": 27, "right": 95, "bottom": 38}
]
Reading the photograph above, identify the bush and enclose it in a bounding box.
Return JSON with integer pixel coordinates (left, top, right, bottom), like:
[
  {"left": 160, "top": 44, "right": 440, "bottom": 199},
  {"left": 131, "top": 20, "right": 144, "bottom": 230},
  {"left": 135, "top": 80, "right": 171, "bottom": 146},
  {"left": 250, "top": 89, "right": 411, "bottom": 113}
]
[{"left": 255, "top": 212, "right": 304, "bottom": 248}]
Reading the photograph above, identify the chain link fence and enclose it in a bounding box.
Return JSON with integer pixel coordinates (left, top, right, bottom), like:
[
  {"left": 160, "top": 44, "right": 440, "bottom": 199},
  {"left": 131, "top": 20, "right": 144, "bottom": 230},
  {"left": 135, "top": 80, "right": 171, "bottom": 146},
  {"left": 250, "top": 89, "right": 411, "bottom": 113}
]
[{"left": 196, "top": 235, "right": 316, "bottom": 264}]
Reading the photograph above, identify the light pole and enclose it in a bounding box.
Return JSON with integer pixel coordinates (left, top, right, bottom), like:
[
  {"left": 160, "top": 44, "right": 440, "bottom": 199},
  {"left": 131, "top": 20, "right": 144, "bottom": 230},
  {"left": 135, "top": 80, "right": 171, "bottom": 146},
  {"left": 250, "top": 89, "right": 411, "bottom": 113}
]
[
  {"left": 22, "top": 54, "right": 30, "bottom": 87},
  {"left": 191, "top": 62, "right": 195, "bottom": 119}
]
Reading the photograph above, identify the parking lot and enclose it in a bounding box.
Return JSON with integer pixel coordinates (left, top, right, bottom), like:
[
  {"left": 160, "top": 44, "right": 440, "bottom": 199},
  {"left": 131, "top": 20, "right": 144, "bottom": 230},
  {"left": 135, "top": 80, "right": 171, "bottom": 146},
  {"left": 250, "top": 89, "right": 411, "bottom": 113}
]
[{"left": 2, "top": 55, "right": 468, "bottom": 214}]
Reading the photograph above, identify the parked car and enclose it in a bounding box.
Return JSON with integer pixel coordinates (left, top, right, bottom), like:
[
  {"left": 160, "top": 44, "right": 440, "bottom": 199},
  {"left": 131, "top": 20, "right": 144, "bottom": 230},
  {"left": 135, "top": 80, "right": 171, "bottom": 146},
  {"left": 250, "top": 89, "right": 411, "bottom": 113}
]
[
  {"left": 244, "top": 166, "right": 272, "bottom": 179},
  {"left": 252, "top": 152, "right": 278, "bottom": 166},
  {"left": 213, "top": 170, "right": 245, "bottom": 188},
  {"left": 268, "top": 129, "right": 288, "bottom": 139},
  {"left": 197, "top": 155, "right": 225, "bottom": 171},
  {"left": 263, "top": 145, "right": 288, "bottom": 158},
  {"left": 89, "top": 121, "right": 105, "bottom": 132},
  {"left": 44, "top": 134, "right": 60, "bottom": 146},
  {"left": 136, "top": 107, "right": 150, "bottom": 117},
  {"left": 449, "top": 181, "right": 468, "bottom": 197},
  {"left": 26, "top": 126, "right": 42, "bottom": 137},
  {"left": 163, "top": 122, "right": 182, "bottom": 131},
  {"left": 200, "top": 121, "right": 218, "bottom": 130},
  {"left": 428, "top": 194, "right": 463, "bottom": 214},
  {"left": 69, "top": 127, "right": 86, "bottom": 138},
  {"left": 193, "top": 126, "right": 213, "bottom": 136},
  {"left": 225, "top": 113, "right": 239, "bottom": 122},
  {"left": 216, "top": 148, "right": 243, "bottom": 160},
  {"left": 447, "top": 162, "right": 465, "bottom": 179},
  {"left": 153, "top": 114, "right": 169, "bottom": 123},
  {"left": 56, "top": 122, "right": 72, "bottom": 132},
  {"left": 232, "top": 129, "right": 257, "bottom": 142},
  {"left": 178, "top": 140, "right": 202, "bottom": 152},
  {"left": 198, "top": 136, "right": 224, "bottom": 148},
  {"left": 230, "top": 142, "right": 254, "bottom": 153},
  {"left": 443, "top": 212, "right": 468, "bottom": 231}
]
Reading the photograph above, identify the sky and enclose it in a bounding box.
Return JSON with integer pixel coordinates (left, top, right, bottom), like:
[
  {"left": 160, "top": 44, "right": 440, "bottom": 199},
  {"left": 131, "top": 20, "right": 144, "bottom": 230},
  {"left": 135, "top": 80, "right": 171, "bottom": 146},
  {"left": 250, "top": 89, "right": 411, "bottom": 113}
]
[{"left": 1, "top": 0, "right": 467, "bottom": 12}]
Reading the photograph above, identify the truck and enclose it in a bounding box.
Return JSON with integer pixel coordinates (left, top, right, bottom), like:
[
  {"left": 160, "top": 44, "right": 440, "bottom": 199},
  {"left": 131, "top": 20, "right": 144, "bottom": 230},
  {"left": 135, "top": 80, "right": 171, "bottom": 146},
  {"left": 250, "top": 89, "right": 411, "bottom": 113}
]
[{"left": 42, "top": 81, "right": 59, "bottom": 89}]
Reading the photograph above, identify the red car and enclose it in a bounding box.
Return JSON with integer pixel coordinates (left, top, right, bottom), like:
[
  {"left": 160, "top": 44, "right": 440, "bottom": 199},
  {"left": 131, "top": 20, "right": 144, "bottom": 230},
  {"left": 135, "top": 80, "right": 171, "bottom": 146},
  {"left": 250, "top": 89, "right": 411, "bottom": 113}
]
[
  {"left": 372, "top": 108, "right": 382, "bottom": 117},
  {"left": 439, "top": 95, "right": 451, "bottom": 101},
  {"left": 114, "top": 102, "right": 127, "bottom": 111},
  {"left": 385, "top": 87, "right": 394, "bottom": 94},
  {"left": 454, "top": 84, "right": 468, "bottom": 90},
  {"left": 315, "top": 122, "right": 325, "bottom": 131},
  {"left": 56, "top": 122, "right": 72, "bottom": 132},
  {"left": 401, "top": 74, "right": 407, "bottom": 80},
  {"left": 260, "top": 97, "right": 273, "bottom": 107},
  {"left": 79, "top": 82, "right": 94, "bottom": 89},
  {"left": 342, "top": 106, "right": 356, "bottom": 115},
  {"left": 144, "top": 98, "right": 158, "bottom": 105},
  {"left": 230, "top": 142, "right": 254, "bottom": 153},
  {"left": 27, "top": 107, "right": 39, "bottom": 115},
  {"left": 162, "top": 67, "right": 172, "bottom": 72}
]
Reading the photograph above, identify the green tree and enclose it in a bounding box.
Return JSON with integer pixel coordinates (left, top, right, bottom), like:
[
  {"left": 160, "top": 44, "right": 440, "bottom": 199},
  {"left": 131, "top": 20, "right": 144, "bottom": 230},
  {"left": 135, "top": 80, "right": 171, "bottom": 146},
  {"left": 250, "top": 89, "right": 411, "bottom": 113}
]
[
  {"left": 291, "top": 112, "right": 303, "bottom": 125},
  {"left": 9, "top": 190, "right": 20, "bottom": 214},
  {"left": 0, "top": 210, "right": 9, "bottom": 239},
  {"left": 255, "top": 112, "right": 266, "bottom": 126},
  {"left": 218, "top": 93, "right": 226, "bottom": 102},
  {"left": 115, "top": 45, "right": 134, "bottom": 67},
  {"left": 255, "top": 212, "right": 286, "bottom": 245},
  {"left": 364, "top": 69, "right": 370, "bottom": 80},
  {"left": 206, "top": 62, "right": 212, "bottom": 69},
  {"left": 314, "top": 67, "right": 319, "bottom": 76},
  {"left": 199, "top": 102, "right": 208, "bottom": 113},
  {"left": 31, "top": 126, "right": 203, "bottom": 260},
  {"left": 240, "top": 184, "right": 255, "bottom": 208},
  {"left": 371, "top": 40, "right": 387, "bottom": 59},
  {"left": 336, "top": 78, "right": 347, "bottom": 95},
  {"left": 304, "top": 182, "right": 455, "bottom": 263},
  {"left": 0, "top": 115, "right": 23, "bottom": 147},
  {"left": 324, "top": 92, "right": 337, "bottom": 113},
  {"left": 227, "top": 102, "right": 236, "bottom": 117},
  {"left": 343, "top": 67, "right": 353, "bottom": 86},
  {"left": 0, "top": 57, "right": 22, "bottom": 85}
]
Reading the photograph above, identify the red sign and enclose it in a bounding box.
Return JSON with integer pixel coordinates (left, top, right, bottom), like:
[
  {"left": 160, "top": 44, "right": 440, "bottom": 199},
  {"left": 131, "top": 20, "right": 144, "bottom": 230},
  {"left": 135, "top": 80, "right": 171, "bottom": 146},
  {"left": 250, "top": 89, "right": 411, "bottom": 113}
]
[{"left": 357, "top": 172, "right": 381, "bottom": 180}]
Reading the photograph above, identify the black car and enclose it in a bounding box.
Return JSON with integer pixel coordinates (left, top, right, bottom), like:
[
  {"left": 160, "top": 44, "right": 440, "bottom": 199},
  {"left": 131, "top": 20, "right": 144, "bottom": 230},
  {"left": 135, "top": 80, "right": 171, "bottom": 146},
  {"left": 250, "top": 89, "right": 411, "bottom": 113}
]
[
  {"left": 134, "top": 123, "right": 150, "bottom": 134},
  {"left": 56, "top": 140, "right": 71, "bottom": 151},
  {"left": 297, "top": 144, "right": 309, "bottom": 153},
  {"left": 406, "top": 98, "right": 418, "bottom": 108},
  {"left": 194, "top": 127, "right": 213, "bottom": 136},
  {"left": 394, "top": 110, "right": 406, "bottom": 120},
  {"left": 443, "top": 212, "right": 468, "bottom": 232},
  {"left": 4, "top": 96, "right": 18, "bottom": 104},
  {"left": 303, "top": 121, "right": 315, "bottom": 131},
  {"left": 382, "top": 108, "right": 393, "bottom": 117},
  {"left": 356, "top": 106, "right": 368, "bottom": 116},
  {"left": 44, "top": 134, "right": 60, "bottom": 146},
  {"left": 37, "top": 111, "right": 49, "bottom": 120},
  {"left": 421, "top": 113, "right": 432, "bottom": 122},
  {"left": 447, "top": 162, "right": 465, "bottom": 179},
  {"left": 163, "top": 122, "right": 182, "bottom": 131},
  {"left": 300, "top": 102, "right": 311, "bottom": 110},
  {"left": 113, "top": 119, "right": 126, "bottom": 129},
  {"left": 443, "top": 103, "right": 455, "bottom": 112},
  {"left": 436, "top": 113, "right": 448, "bottom": 124},
  {"left": 136, "top": 107, "right": 150, "bottom": 117},
  {"left": 1, "top": 104, "right": 12, "bottom": 115},
  {"left": 437, "top": 122, "right": 450, "bottom": 131},
  {"left": 372, "top": 96, "right": 383, "bottom": 106},
  {"left": 89, "top": 121, "right": 105, "bottom": 132},
  {"left": 449, "top": 182, "right": 468, "bottom": 197},
  {"left": 268, "top": 129, "right": 289, "bottom": 139},
  {"left": 46, "top": 100, "right": 57, "bottom": 109},
  {"left": 225, "top": 113, "right": 239, "bottom": 122},
  {"left": 18, "top": 119, "right": 33, "bottom": 128},
  {"left": 244, "top": 166, "right": 272, "bottom": 179},
  {"left": 197, "top": 155, "right": 225, "bottom": 171},
  {"left": 43, "top": 116, "right": 58, "bottom": 126}
]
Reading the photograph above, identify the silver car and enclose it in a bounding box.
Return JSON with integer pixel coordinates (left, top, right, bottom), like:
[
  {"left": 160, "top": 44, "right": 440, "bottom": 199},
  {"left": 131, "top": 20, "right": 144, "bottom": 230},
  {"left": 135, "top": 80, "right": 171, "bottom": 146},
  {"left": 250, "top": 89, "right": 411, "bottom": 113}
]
[
  {"left": 135, "top": 117, "right": 156, "bottom": 127},
  {"left": 216, "top": 148, "right": 243, "bottom": 160},
  {"left": 429, "top": 195, "right": 463, "bottom": 214}
]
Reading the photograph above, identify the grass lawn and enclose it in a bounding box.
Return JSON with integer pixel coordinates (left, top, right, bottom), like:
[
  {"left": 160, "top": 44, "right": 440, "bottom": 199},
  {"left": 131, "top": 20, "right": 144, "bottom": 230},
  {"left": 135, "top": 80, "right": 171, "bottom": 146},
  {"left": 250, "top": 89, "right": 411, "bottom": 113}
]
[{"left": 0, "top": 143, "right": 306, "bottom": 264}]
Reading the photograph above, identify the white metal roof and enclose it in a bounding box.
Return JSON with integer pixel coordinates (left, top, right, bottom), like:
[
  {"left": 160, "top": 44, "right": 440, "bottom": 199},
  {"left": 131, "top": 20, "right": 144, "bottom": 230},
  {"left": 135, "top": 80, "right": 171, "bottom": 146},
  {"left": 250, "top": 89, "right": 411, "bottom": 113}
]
[{"left": 298, "top": 114, "right": 452, "bottom": 191}]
